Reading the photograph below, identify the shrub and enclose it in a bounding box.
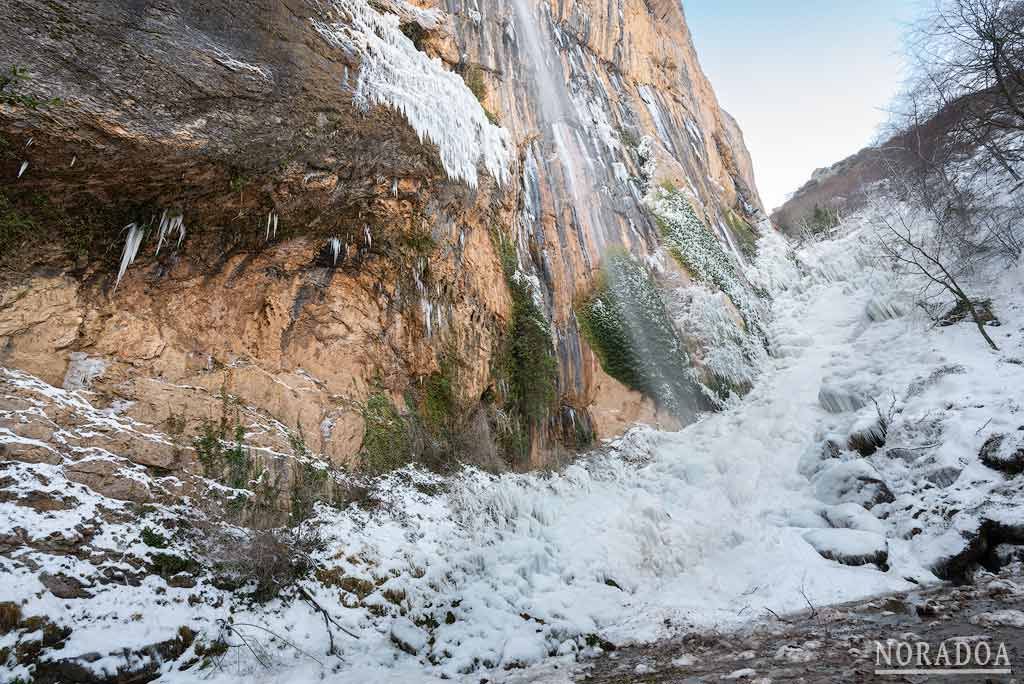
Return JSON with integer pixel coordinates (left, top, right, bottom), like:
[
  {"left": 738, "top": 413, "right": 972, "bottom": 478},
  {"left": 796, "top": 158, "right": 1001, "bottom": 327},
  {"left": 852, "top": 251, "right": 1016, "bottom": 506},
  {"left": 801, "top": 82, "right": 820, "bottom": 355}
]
[
  {"left": 0, "top": 602, "right": 22, "bottom": 634},
  {"left": 141, "top": 527, "right": 169, "bottom": 549},
  {"left": 808, "top": 204, "right": 840, "bottom": 233},
  {"left": 150, "top": 552, "right": 200, "bottom": 577},
  {"left": 331, "top": 479, "right": 378, "bottom": 510},
  {"left": 290, "top": 461, "right": 328, "bottom": 523},
  {"left": 360, "top": 393, "right": 411, "bottom": 473},
  {"left": 192, "top": 420, "right": 252, "bottom": 489},
  {"left": 205, "top": 527, "right": 323, "bottom": 603}
]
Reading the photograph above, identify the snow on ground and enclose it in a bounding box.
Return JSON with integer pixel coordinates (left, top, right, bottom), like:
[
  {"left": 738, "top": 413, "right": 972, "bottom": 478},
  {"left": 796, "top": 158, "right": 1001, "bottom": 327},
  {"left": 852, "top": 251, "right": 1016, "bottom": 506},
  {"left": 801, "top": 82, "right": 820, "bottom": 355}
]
[{"left": 2, "top": 215, "right": 1023, "bottom": 683}]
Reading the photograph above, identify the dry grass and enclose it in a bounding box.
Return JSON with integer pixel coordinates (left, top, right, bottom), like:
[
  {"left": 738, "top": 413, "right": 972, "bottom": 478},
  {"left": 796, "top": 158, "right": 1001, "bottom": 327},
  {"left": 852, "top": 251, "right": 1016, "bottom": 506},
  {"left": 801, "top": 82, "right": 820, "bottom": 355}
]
[{"left": 0, "top": 602, "right": 22, "bottom": 634}]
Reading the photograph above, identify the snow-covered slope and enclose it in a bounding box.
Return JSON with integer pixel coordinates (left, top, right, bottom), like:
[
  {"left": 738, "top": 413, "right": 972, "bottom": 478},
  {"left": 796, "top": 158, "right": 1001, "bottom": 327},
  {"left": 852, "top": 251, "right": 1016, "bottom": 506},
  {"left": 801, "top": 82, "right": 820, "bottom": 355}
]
[{"left": 2, "top": 216, "right": 1023, "bottom": 683}]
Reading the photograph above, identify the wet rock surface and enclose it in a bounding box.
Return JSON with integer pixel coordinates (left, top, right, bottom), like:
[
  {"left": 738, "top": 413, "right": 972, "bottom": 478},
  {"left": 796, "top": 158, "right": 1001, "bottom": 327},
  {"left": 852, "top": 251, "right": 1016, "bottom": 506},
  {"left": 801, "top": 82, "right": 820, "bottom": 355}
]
[{"left": 578, "top": 568, "right": 1024, "bottom": 683}]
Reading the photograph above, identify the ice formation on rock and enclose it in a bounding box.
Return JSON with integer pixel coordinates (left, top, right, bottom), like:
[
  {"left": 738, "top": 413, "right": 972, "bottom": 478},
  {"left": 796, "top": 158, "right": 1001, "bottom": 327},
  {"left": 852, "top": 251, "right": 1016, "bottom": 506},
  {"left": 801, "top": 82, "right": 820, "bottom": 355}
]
[
  {"left": 115, "top": 223, "right": 145, "bottom": 289},
  {"left": 313, "top": 0, "right": 511, "bottom": 188}
]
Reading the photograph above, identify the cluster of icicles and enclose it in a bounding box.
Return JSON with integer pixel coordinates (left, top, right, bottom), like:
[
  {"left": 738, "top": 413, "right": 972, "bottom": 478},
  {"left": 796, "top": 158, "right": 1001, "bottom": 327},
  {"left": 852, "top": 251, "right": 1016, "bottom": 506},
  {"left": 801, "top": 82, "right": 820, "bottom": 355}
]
[
  {"left": 114, "top": 210, "right": 281, "bottom": 289},
  {"left": 115, "top": 211, "right": 187, "bottom": 289},
  {"left": 312, "top": 0, "right": 511, "bottom": 188}
]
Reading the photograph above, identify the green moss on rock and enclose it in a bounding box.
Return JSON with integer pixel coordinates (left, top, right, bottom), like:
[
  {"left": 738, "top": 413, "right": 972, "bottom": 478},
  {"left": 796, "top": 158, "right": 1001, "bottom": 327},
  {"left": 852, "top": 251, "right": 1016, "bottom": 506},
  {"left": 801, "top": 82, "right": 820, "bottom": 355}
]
[
  {"left": 422, "top": 362, "right": 457, "bottom": 437},
  {"left": 724, "top": 208, "right": 759, "bottom": 260},
  {"left": 490, "top": 228, "right": 558, "bottom": 463},
  {"left": 649, "top": 185, "right": 739, "bottom": 294},
  {"left": 360, "top": 393, "right": 411, "bottom": 473},
  {"left": 646, "top": 185, "right": 766, "bottom": 341},
  {"left": 502, "top": 276, "right": 557, "bottom": 425},
  {"left": 577, "top": 249, "right": 710, "bottom": 418}
]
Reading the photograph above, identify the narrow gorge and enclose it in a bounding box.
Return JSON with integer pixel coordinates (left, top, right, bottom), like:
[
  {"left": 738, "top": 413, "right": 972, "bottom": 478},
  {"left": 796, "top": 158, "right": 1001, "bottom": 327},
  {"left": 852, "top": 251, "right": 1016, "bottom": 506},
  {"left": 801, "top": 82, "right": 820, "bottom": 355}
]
[{"left": 2, "top": 0, "right": 1024, "bottom": 682}]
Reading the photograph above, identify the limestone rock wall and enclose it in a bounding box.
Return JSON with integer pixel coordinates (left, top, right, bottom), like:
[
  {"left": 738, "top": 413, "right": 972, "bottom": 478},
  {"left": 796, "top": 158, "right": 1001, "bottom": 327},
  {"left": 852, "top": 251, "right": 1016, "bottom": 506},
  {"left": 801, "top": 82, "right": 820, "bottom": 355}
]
[
  {"left": 444, "top": 0, "right": 765, "bottom": 442},
  {"left": 0, "top": 0, "right": 763, "bottom": 477}
]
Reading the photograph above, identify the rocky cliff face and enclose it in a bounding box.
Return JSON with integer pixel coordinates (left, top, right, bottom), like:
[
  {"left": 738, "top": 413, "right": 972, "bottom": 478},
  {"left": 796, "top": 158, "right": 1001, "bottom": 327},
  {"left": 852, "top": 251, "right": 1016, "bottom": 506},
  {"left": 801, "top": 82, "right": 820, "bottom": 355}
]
[
  {"left": 0, "top": 0, "right": 764, "bottom": 480},
  {"left": 0, "top": 2, "right": 775, "bottom": 677}
]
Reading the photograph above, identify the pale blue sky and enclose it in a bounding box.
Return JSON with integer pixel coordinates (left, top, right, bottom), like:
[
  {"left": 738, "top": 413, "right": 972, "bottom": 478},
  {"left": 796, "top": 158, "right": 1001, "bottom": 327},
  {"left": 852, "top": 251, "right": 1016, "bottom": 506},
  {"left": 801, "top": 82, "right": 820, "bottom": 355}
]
[{"left": 684, "top": 1, "right": 919, "bottom": 211}]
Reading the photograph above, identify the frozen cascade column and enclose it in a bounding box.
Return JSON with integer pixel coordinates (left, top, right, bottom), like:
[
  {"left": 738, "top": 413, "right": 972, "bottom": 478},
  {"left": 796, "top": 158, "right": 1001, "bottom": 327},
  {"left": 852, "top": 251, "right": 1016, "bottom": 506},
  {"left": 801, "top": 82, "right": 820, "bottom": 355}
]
[{"left": 507, "top": 0, "right": 612, "bottom": 262}]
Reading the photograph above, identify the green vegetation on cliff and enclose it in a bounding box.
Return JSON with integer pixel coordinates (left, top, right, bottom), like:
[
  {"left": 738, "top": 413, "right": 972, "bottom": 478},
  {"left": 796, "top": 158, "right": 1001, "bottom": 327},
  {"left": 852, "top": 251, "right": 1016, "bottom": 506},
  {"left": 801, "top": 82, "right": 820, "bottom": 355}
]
[
  {"left": 646, "top": 184, "right": 766, "bottom": 342},
  {"left": 491, "top": 229, "right": 558, "bottom": 463},
  {"left": 576, "top": 249, "right": 708, "bottom": 418},
  {"left": 360, "top": 392, "right": 411, "bottom": 473},
  {"left": 0, "top": 65, "right": 60, "bottom": 110}
]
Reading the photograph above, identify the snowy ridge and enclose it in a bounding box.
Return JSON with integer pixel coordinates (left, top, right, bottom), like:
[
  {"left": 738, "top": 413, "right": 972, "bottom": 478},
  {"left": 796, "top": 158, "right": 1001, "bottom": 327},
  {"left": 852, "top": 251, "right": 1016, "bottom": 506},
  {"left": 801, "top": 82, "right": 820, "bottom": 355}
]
[{"left": 313, "top": 0, "right": 511, "bottom": 188}]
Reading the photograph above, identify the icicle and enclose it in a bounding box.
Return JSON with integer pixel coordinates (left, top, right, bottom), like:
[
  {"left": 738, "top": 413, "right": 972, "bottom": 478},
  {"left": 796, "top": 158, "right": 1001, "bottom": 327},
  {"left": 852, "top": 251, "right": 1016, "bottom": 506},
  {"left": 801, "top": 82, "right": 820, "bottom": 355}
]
[
  {"left": 17, "top": 161, "right": 28, "bottom": 178},
  {"left": 264, "top": 211, "right": 278, "bottom": 241},
  {"left": 70, "top": 156, "right": 76, "bottom": 168},
  {"left": 155, "top": 211, "right": 168, "bottom": 255},
  {"left": 364, "top": 224, "right": 372, "bottom": 248},
  {"left": 115, "top": 223, "right": 145, "bottom": 290},
  {"left": 328, "top": 237, "right": 341, "bottom": 265},
  {"left": 156, "top": 211, "right": 185, "bottom": 255},
  {"left": 25, "top": 138, "right": 33, "bottom": 147},
  {"left": 391, "top": 177, "right": 398, "bottom": 197},
  {"left": 311, "top": 1, "right": 511, "bottom": 187}
]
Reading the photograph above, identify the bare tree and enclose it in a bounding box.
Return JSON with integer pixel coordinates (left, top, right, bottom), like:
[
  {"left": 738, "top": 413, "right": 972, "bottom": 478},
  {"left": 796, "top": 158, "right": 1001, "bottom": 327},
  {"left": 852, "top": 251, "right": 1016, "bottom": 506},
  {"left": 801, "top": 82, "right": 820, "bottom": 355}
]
[
  {"left": 898, "top": 0, "right": 1024, "bottom": 175},
  {"left": 870, "top": 159, "right": 1001, "bottom": 351}
]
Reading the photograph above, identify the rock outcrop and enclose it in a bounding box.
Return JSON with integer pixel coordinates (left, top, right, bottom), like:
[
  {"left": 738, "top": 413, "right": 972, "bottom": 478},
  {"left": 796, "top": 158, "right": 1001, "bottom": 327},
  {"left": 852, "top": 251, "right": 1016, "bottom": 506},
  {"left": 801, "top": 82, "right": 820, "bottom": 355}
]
[{"left": 0, "top": 0, "right": 764, "bottom": 478}]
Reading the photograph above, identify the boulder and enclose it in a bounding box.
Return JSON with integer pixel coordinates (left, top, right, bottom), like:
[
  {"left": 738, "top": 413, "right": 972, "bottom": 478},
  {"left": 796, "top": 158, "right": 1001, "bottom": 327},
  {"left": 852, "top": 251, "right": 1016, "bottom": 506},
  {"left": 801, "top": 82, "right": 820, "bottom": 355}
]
[
  {"left": 968, "top": 609, "right": 1024, "bottom": 628},
  {"left": 66, "top": 459, "right": 153, "bottom": 503},
  {"left": 938, "top": 299, "right": 996, "bottom": 327},
  {"left": 846, "top": 417, "right": 887, "bottom": 456},
  {"left": 500, "top": 635, "right": 549, "bottom": 669},
  {"left": 167, "top": 572, "right": 197, "bottom": 589},
  {"left": 803, "top": 529, "right": 888, "bottom": 568},
  {"left": 822, "top": 503, "right": 885, "bottom": 534},
  {"left": 993, "top": 544, "right": 1024, "bottom": 566},
  {"left": 980, "top": 433, "right": 1024, "bottom": 475},
  {"left": 0, "top": 440, "right": 61, "bottom": 465},
  {"left": 39, "top": 572, "right": 93, "bottom": 599},
  {"left": 924, "top": 466, "right": 961, "bottom": 488},
  {"left": 813, "top": 460, "right": 895, "bottom": 509},
  {"left": 390, "top": 617, "right": 428, "bottom": 655}
]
